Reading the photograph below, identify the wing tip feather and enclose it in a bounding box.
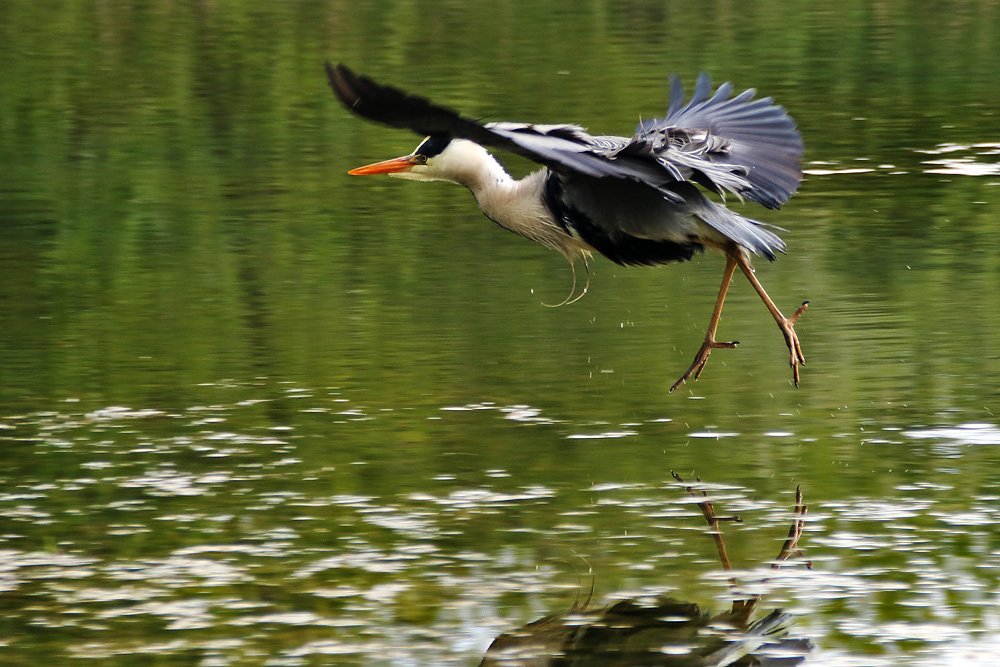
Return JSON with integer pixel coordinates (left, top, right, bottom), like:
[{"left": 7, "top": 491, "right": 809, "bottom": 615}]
[{"left": 325, "top": 62, "right": 361, "bottom": 110}]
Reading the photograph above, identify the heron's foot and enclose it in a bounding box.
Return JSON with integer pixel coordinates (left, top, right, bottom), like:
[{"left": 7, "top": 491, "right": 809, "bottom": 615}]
[
  {"left": 780, "top": 301, "right": 809, "bottom": 386},
  {"left": 669, "top": 339, "right": 740, "bottom": 392}
]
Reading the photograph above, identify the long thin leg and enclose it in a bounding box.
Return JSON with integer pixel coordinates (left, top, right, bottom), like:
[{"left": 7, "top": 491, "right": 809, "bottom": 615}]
[
  {"left": 669, "top": 255, "right": 740, "bottom": 392},
  {"left": 732, "top": 251, "right": 808, "bottom": 386},
  {"left": 673, "top": 471, "right": 753, "bottom": 618},
  {"left": 740, "top": 486, "right": 812, "bottom": 618},
  {"left": 671, "top": 471, "right": 742, "bottom": 588},
  {"left": 773, "top": 485, "right": 810, "bottom": 568},
  {"left": 673, "top": 473, "right": 810, "bottom": 622}
]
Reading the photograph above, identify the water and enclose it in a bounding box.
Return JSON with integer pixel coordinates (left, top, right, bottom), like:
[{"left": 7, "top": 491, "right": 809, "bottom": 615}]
[{"left": 2, "top": 1, "right": 1000, "bottom": 665}]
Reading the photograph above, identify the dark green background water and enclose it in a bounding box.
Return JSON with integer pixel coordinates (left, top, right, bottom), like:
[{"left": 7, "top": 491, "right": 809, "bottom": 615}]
[{"left": 2, "top": 1, "right": 1000, "bottom": 665}]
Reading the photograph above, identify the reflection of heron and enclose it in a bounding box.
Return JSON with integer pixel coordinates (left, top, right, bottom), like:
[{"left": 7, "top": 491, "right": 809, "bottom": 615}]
[
  {"left": 327, "top": 63, "right": 807, "bottom": 390},
  {"left": 478, "top": 474, "right": 811, "bottom": 666}
]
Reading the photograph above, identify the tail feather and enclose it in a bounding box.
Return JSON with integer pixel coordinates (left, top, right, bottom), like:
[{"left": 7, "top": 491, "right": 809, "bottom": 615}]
[{"left": 696, "top": 200, "right": 787, "bottom": 261}]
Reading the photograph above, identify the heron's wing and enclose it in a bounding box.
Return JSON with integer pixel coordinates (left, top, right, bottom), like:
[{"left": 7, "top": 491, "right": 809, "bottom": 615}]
[
  {"left": 326, "top": 63, "right": 683, "bottom": 200},
  {"left": 634, "top": 73, "right": 804, "bottom": 209}
]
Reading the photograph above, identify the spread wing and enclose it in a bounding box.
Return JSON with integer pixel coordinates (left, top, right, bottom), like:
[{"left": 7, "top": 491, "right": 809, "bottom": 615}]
[
  {"left": 327, "top": 62, "right": 684, "bottom": 199},
  {"left": 634, "top": 73, "right": 804, "bottom": 209},
  {"left": 327, "top": 63, "right": 801, "bottom": 208}
]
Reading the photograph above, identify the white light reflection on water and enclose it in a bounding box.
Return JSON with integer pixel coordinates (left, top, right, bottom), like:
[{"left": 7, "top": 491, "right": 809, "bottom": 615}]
[
  {"left": 806, "top": 600, "right": 1000, "bottom": 667},
  {"left": 903, "top": 422, "right": 1000, "bottom": 446},
  {"left": 3, "top": 396, "right": 1000, "bottom": 665},
  {"left": 803, "top": 142, "right": 1000, "bottom": 180},
  {"left": 566, "top": 429, "right": 638, "bottom": 439},
  {"left": 441, "top": 402, "right": 561, "bottom": 425},
  {"left": 918, "top": 142, "right": 1000, "bottom": 177}
]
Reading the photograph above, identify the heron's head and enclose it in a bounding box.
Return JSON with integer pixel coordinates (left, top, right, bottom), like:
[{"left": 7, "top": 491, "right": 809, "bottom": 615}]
[{"left": 348, "top": 136, "right": 494, "bottom": 186}]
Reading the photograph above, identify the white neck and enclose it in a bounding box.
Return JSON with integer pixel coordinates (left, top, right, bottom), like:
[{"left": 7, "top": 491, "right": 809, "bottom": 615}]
[
  {"left": 427, "top": 140, "right": 592, "bottom": 260},
  {"left": 430, "top": 140, "right": 513, "bottom": 192}
]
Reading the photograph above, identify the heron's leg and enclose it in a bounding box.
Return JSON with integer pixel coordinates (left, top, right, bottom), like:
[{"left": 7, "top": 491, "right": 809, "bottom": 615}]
[
  {"left": 773, "top": 486, "right": 809, "bottom": 568},
  {"left": 669, "top": 254, "right": 740, "bottom": 392},
  {"left": 673, "top": 473, "right": 810, "bottom": 622},
  {"left": 740, "top": 486, "right": 811, "bottom": 618},
  {"left": 733, "top": 252, "right": 808, "bottom": 386},
  {"left": 673, "top": 471, "right": 756, "bottom": 618},
  {"left": 671, "top": 471, "right": 741, "bottom": 573}
]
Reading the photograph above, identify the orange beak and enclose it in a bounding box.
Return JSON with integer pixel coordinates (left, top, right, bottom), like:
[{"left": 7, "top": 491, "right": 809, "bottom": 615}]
[{"left": 348, "top": 155, "right": 418, "bottom": 176}]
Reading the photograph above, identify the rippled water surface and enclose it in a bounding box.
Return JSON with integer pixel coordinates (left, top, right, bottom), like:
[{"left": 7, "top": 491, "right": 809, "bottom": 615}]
[{"left": 3, "top": 1, "right": 1000, "bottom": 665}]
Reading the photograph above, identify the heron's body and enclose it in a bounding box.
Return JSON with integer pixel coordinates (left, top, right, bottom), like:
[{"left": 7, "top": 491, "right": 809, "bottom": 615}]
[
  {"left": 327, "top": 63, "right": 808, "bottom": 389},
  {"left": 421, "top": 137, "right": 744, "bottom": 267}
]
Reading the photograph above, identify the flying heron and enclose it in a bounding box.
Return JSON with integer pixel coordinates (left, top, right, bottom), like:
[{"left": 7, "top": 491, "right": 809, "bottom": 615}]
[{"left": 326, "top": 62, "right": 807, "bottom": 390}]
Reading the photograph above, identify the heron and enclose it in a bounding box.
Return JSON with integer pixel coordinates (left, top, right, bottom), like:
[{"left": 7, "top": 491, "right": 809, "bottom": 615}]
[{"left": 326, "top": 62, "right": 808, "bottom": 390}]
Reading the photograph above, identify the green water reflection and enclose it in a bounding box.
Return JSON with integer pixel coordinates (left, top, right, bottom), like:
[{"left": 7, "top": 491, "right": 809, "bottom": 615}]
[{"left": 2, "top": 1, "right": 1000, "bottom": 665}]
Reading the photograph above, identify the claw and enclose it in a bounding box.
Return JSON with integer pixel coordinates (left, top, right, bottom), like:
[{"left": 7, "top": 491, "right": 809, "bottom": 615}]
[
  {"left": 779, "top": 301, "right": 809, "bottom": 386},
  {"left": 670, "top": 255, "right": 740, "bottom": 392},
  {"left": 670, "top": 339, "right": 740, "bottom": 392},
  {"left": 669, "top": 251, "right": 809, "bottom": 392},
  {"left": 733, "top": 254, "right": 808, "bottom": 388}
]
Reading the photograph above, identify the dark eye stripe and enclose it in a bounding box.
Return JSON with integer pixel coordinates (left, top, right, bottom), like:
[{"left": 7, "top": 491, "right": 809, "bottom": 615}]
[{"left": 415, "top": 136, "right": 451, "bottom": 158}]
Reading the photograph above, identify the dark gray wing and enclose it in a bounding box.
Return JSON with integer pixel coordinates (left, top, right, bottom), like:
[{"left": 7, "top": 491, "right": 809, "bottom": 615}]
[
  {"left": 328, "top": 64, "right": 801, "bottom": 209},
  {"left": 326, "top": 63, "right": 684, "bottom": 201},
  {"left": 635, "top": 73, "right": 804, "bottom": 209}
]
